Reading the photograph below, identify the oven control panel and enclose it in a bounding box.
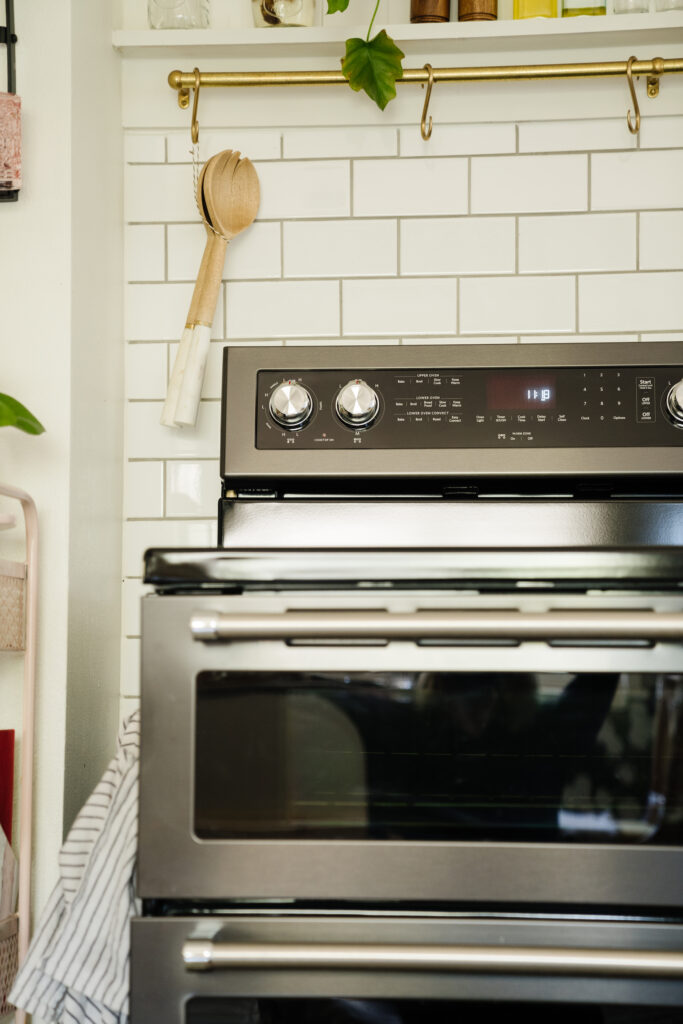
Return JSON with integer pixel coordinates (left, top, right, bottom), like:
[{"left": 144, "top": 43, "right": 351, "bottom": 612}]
[{"left": 256, "top": 366, "right": 683, "bottom": 450}]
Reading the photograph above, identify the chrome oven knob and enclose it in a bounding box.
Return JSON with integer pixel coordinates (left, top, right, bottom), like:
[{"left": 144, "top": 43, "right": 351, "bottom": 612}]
[
  {"left": 666, "top": 380, "right": 683, "bottom": 427},
  {"left": 269, "top": 381, "right": 313, "bottom": 429},
  {"left": 335, "top": 379, "right": 379, "bottom": 428}
]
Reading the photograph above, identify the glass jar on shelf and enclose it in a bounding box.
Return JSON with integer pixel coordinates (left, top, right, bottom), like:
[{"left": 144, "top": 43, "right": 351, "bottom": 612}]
[
  {"left": 655, "top": 0, "right": 683, "bottom": 11},
  {"left": 251, "top": 0, "right": 317, "bottom": 26},
  {"left": 612, "top": 0, "right": 648, "bottom": 12},
  {"left": 147, "top": 0, "right": 210, "bottom": 28}
]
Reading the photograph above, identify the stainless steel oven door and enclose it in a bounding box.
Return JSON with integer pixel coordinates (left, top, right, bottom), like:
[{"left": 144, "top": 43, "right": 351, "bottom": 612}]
[
  {"left": 139, "top": 589, "right": 683, "bottom": 907},
  {"left": 130, "top": 914, "right": 683, "bottom": 1023}
]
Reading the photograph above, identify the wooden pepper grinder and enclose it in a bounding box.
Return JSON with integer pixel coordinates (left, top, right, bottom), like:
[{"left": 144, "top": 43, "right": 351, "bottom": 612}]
[
  {"left": 458, "top": 0, "right": 497, "bottom": 18},
  {"left": 410, "top": 0, "right": 451, "bottom": 21}
]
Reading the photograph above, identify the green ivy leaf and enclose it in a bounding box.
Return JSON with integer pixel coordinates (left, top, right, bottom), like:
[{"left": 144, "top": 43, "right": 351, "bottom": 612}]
[
  {"left": 341, "top": 30, "right": 404, "bottom": 111},
  {"left": 0, "top": 394, "right": 45, "bottom": 435},
  {"left": 327, "top": 0, "right": 350, "bottom": 10}
]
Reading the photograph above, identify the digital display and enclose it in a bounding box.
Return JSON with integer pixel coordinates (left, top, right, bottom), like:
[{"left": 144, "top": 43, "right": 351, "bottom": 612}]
[{"left": 487, "top": 374, "right": 557, "bottom": 410}]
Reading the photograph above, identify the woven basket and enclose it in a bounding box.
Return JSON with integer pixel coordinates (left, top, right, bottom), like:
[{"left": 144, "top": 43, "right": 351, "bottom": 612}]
[
  {"left": 0, "top": 561, "right": 25, "bottom": 652},
  {"left": 0, "top": 914, "right": 17, "bottom": 1019}
]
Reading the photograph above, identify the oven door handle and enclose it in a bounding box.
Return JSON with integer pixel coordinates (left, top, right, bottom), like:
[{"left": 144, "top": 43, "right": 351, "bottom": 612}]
[
  {"left": 190, "top": 609, "right": 683, "bottom": 643},
  {"left": 182, "top": 939, "right": 683, "bottom": 977}
]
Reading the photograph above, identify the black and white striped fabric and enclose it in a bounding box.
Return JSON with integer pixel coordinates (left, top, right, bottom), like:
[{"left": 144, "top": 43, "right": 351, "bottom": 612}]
[{"left": 10, "top": 710, "right": 141, "bottom": 1024}]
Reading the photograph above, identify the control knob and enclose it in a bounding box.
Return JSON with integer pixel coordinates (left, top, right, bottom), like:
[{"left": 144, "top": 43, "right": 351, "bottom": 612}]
[
  {"left": 269, "top": 381, "right": 313, "bottom": 429},
  {"left": 666, "top": 380, "right": 683, "bottom": 427},
  {"left": 335, "top": 379, "right": 379, "bottom": 428}
]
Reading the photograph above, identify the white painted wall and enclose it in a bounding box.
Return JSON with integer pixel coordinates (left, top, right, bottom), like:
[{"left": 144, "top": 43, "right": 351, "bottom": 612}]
[{"left": 0, "top": 0, "right": 123, "bottom": 937}]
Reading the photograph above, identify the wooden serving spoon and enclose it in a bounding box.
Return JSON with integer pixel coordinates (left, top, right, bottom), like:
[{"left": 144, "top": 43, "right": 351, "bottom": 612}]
[
  {"left": 174, "top": 154, "right": 260, "bottom": 427},
  {"left": 160, "top": 151, "right": 227, "bottom": 427}
]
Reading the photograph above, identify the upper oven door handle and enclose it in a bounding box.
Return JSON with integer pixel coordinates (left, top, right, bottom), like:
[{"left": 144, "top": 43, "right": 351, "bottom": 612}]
[
  {"left": 190, "top": 610, "right": 683, "bottom": 643},
  {"left": 182, "top": 939, "right": 683, "bottom": 977}
]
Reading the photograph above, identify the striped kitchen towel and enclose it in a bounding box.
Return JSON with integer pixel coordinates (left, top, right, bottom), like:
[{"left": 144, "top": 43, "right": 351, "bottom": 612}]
[{"left": 9, "top": 709, "right": 141, "bottom": 1024}]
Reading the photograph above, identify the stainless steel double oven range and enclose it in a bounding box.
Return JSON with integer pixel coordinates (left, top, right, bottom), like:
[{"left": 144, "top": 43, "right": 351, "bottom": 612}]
[{"left": 134, "top": 342, "right": 683, "bottom": 1024}]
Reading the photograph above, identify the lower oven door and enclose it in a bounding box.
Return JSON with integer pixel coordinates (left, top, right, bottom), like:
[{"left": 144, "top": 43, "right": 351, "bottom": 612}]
[
  {"left": 130, "top": 914, "right": 683, "bottom": 1022},
  {"left": 139, "top": 589, "right": 683, "bottom": 908}
]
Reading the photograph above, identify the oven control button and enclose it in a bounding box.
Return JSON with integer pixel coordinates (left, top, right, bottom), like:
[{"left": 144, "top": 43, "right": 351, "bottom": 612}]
[
  {"left": 666, "top": 380, "right": 683, "bottom": 427},
  {"left": 269, "top": 381, "right": 313, "bottom": 429},
  {"left": 335, "top": 380, "right": 379, "bottom": 427}
]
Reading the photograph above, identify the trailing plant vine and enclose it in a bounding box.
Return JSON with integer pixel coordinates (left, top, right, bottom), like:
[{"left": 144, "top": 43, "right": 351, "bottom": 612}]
[{"left": 327, "top": 0, "right": 405, "bottom": 110}]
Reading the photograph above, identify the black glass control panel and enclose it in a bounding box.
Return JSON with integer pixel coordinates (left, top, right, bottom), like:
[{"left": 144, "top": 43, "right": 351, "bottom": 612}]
[{"left": 256, "top": 365, "right": 683, "bottom": 450}]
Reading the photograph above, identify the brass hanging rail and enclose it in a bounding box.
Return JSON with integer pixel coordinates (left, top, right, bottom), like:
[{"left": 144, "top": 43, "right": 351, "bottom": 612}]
[{"left": 169, "top": 56, "right": 682, "bottom": 108}]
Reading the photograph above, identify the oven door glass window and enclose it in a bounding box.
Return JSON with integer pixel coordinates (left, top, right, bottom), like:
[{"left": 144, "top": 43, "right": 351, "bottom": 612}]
[
  {"left": 186, "top": 999, "right": 683, "bottom": 1023},
  {"left": 194, "top": 673, "right": 683, "bottom": 845}
]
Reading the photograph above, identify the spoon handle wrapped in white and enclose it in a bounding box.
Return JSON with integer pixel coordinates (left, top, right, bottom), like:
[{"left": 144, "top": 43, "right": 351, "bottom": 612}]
[
  {"left": 160, "top": 225, "right": 214, "bottom": 427},
  {"left": 174, "top": 234, "right": 228, "bottom": 427}
]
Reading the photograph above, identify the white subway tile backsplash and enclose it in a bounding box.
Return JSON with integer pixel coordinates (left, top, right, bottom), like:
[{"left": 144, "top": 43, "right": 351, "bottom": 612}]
[
  {"left": 579, "top": 272, "right": 683, "bottom": 332},
  {"left": 353, "top": 158, "right": 468, "bottom": 217},
  {"left": 166, "top": 461, "right": 221, "bottom": 517},
  {"left": 123, "top": 520, "right": 215, "bottom": 577},
  {"left": 126, "top": 344, "right": 167, "bottom": 399},
  {"left": 284, "top": 337, "right": 398, "bottom": 346},
  {"left": 284, "top": 221, "right": 397, "bottom": 278},
  {"left": 284, "top": 127, "right": 397, "bottom": 159},
  {"left": 401, "top": 218, "right": 515, "bottom": 276},
  {"left": 460, "top": 276, "right": 575, "bottom": 334},
  {"left": 399, "top": 123, "right": 516, "bottom": 158},
  {"left": 126, "top": 283, "right": 224, "bottom": 341},
  {"left": 472, "top": 154, "right": 587, "bottom": 215},
  {"left": 122, "top": 578, "right": 149, "bottom": 637},
  {"left": 256, "top": 161, "right": 350, "bottom": 219},
  {"left": 167, "top": 129, "right": 281, "bottom": 163},
  {"left": 592, "top": 151, "right": 683, "bottom": 211},
  {"left": 167, "top": 222, "right": 281, "bottom": 281},
  {"left": 226, "top": 281, "right": 340, "bottom": 338},
  {"left": 518, "top": 119, "right": 637, "bottom": 154},
  {"left": 126, "top": 225, "right": 165, "bottom": 281},
  {"left": 124, "top": 461, "right": 164, "bottom": 519},
  {"left": 640, "top": 117, "right": 683, "bottom": 150},
  {"left": 520, "top": 334, "right": 639, "bottom": 345},
  {"left": 126, "top": 401, "right": 222, "bottom": 460},
  {"left": 405, "top": 336, "right": 517, "bottom": 346},
  {"left": 640, "top": 212, "right": 683, "bottom": 270},
  {"left": 125, "top": 133, "right": 165, "bottom": 163},
  {"left": 518, "top": 213, "right": 636, "bottom": 273},
  {"left": 120, "top": 640, "right": 141, "bottom": 699},
  {"left": 343, "top": 279, "right": 456, "bottom": 336},
  {"left": 125, "top": 164, "right": 197, "bottom": 222}
]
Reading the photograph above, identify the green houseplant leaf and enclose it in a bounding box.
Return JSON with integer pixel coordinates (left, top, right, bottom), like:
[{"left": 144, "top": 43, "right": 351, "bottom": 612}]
[
  {"left": 328, "top": 0, "right": 405, "bottom": 111},
  {"left": 0, "top": 394, "right": 45, "bottom": 435},
  {"left": 342, "top": 30, "right": 405, "bottom": 110}
]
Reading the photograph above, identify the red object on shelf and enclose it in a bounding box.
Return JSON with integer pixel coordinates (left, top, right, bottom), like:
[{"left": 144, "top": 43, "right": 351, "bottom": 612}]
[{"left": 0, "top": 730, "right": 14, "bottom": 844}]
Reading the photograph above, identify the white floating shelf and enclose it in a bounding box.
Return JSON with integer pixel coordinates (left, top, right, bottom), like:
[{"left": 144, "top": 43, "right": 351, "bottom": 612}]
[{"left": 113, "top": 13, "right": 683, "bottom": 59}]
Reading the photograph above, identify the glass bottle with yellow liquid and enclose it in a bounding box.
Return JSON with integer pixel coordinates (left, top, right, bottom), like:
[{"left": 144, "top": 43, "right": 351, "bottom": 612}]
[
  {"left": 513, "top": 0, "right": 555, "bottom": 17},
  {"left": 561, "top": 0, "right": 605, "bottom": 14}
]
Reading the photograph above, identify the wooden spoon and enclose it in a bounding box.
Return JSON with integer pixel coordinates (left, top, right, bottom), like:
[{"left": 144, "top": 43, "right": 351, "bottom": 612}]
[
  {"left": 160, "top": 151, "right": 227, "bottom": 427},
  {"left": 175, "top": 154, "right": 260, "bottom": 427}
]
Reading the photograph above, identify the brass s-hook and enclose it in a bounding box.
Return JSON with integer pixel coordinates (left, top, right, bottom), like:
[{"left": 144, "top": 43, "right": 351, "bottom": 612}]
[
  {"left": 421, "top": 63, "right": 435, "bottom": 141},
  {"left": 626, "top": 56, "right": 640, "bottom": 136},
  {"left": 191, "top": 67, "right": 201, "bottom": 145}
]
